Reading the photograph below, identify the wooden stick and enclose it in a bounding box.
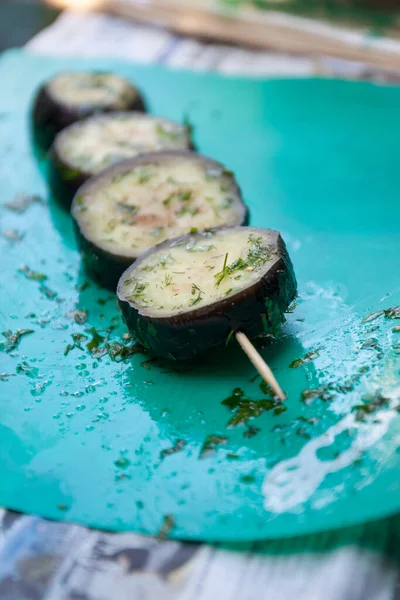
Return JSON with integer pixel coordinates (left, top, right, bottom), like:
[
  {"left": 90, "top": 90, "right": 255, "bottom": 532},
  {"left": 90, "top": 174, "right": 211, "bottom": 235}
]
[
  {"left": 107, "top": 0, "right": 400, "bottom": 73},
  {"left": 235, "top": 331, "right": 286, "bottom": 401}
]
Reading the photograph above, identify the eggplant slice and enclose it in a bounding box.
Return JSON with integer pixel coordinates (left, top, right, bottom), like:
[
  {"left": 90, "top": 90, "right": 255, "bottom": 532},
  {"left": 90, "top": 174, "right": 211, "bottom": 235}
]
[
  {"left": 72, "top": 152, "right": 248, "bottom": 289},
  {"left": 117, "top": 226, "right": 297, "bottom": 360},
  {"left": 32, "top": 71, "right": 146, "bottom": 151},
  {"left": 48, "top": 113, "right": 193, "bottom": 207}
]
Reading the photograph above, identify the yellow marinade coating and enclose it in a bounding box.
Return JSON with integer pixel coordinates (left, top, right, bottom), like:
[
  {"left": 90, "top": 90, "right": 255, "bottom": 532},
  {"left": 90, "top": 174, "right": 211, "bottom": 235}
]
[
  {"left": 121, "top": 228, "right": 279, "bottom": 317},
  {"left": 48, "top": 72, "right": 138, "bottom": 107},
  {"left": 73, "top": 155, "right": 244, "bottom": 256},
  {"left": 56, "top": 114, "right": 190, "bottom": 174}
]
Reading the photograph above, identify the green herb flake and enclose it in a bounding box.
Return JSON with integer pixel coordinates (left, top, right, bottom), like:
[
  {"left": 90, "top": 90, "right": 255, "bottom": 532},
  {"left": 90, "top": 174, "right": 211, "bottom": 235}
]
[
  {"left": 106, "top": 341, "right": 146, "bottom": 362},
  {"left": 116, "top": 202, "right": 139, "bottom": 215},
  {"left": 67, "top": 309, "right": 88, "bottom": 325},
  {"left": 360, "top": 338, "right": 379, "bottom": 349},
  {"left": 186, "top": 242, "right": 215, "bottom": 253},
  {"left": 86, "top": 327, "right": 105, "bottom": 353},
  {"left": 0, "top": 373, "right": 15, "bottom": 382},
  {"left": 247, "top": 234, "right": 273, "bottom": 268},
  {"left": 183, "top": 113, "right": 194, "bottom": 137},
  {"left": 106, "top": 219, "right": 117, "bottom": 232},
  {"left": 199, "top": 434, "right": 229, "bottom": 459},
  {"left": 290, "top": 349, "right": 320, "bottom": 369},
  {"left": 352, "top": 392, "right": 389, "bottom": 421},
  {"left": 156, "top": 123, "right": 181, "bottom": 141},
  {"left": 214, "top": 236, "right": 272, "bottom": 287},
  {"left": 176, "top": 205, "right": 199, "bottom": 217},
  {"left": 114, "top": 456, "right": 131, "bottom": 469},
  {"left": 362, "top": 310, "right": 384, "bottom": 323},
  {"left": 164, "top": 273, "right": 173, "bottom": 287},
  {"left": 177, "top": 190, "right": 192, "bottom": 202},
  {"left": 39, "top": 284, "right": 58, "bottom": 301},
  {"left": 226, "top": 453, "right": 239, "bottom": 460},
  {"left": 362, "top": 306, "right": 400, "bottom": 323},
  {"left": 76, "top": 281, "right": 89, "bottom": 292},
  {"left": 220, "top": 197, "right": 234, "bottom": 209},
  {"left": 0, "top": 329, "right": 33, "bottom": 353},
  {"left": 64, "top": 344, "right": 74, "bottom": 356},
  {"left": 159, "top": 254, "right": 175, "bottom": 268},
  {"left": 222, "top": 386, "right": 285, "bottom": 427},
  {"left": 301, "top": 386, "right": 335, "bottom": 405},
  {"left": 136, "top": 166, "right": 152, "bottom": 184},
  {"left": 385, "top": 306, "right": 400, "bottom": 320},
  {"left": 64, "top": 332, "right": 88, "bottom": 356},
  {"left": 226, "top": 329, "right": 235, "bottom": 346},
  {"left": 214, "top": 252, "right": 229, "bottom": 286},
  {"left": 16, "top": 361, "right": 39, "bottom": 378},
  {"left": 18, "top": 265, "right": 47, "bottom": 281},
  {"left": 260, "top": 380, "right": 272, "bottom": 395},
  {"left": 127, "top": 278, "right": 148, "bottom": 302},
  {"left": 261, "top": 313, "right": 268, "bottom": 332},
  {"left": 243, "top": 425, "right": 261, "bottom": 439},
  {"left": 150, "top": 226, "right": 164, "bottom": 238},
  {"left": 189, "top": 283, "right": 203, "bottom": 307},
  {"left": 157, "top": 514, "right": 175, "bottom": 540},
  {"left": 160, "top": 439, "right": 186, "bottom": 460},
  {"left": 240, "top": 475, "right": 255, "bottom": 484}
]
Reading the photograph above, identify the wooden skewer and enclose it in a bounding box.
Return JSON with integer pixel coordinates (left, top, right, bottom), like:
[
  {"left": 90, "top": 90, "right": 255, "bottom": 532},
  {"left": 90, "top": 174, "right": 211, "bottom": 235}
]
[{"left": 235, "top": 331, "right": 286, "bottom": 401}]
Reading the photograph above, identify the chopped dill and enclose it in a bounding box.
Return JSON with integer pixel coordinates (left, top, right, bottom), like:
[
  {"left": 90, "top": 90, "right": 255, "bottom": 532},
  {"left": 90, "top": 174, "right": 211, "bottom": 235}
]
[
  {"left": 159, "top": 254, "right": 175, "bottom": 268},
  {"left": 18, "top": 265, "right": 47, "bottom": 281},
  {"left": 177, "top": 190, "right": 192, "bottom": 202},
  {"left": 214, "top": 252, "right": 229, "bottom": 286},
  {"left": 214, "top": 235, "right": 272, "bottom": 286},
  {"left": 0, "top": 329, "right": 33, "bottom": 353},
  {"left": 127, "top": 278, "right": 148, "bottom": 301},
  {"left": 116, "top": 202, "right": 138, "bottom": 214},
  {"left": 189, "top": 283, "right": 203, "bottom": 306},
  {"left": 164, "top": 273, "right": 173, "bottom": 287}
]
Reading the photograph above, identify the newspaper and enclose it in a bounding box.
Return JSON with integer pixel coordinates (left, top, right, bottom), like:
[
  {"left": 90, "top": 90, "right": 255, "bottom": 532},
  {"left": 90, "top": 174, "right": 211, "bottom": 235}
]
[
  {"left": 0, "top": 508, "right": 397, "bottom": 600},
  {"left": 3, "top": 10, "right": 395, "bottom": 600}
]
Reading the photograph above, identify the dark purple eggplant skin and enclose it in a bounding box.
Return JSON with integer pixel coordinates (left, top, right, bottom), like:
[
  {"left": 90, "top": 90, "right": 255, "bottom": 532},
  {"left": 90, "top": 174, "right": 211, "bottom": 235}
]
[
  {"left": 31, "top": 77, "right": 147, "bottom": 152},
  {"left": 47, "top": 144, "right": 92, "bottom": 210},
  {"left": 73, "top": 219, "right": 134, "bottom": 291},
  {"left": 117, "top": 228, "right": 297, "bottom": 360},
  {"left": 72, "top": 152, "right": 248, "bottom": 290}
]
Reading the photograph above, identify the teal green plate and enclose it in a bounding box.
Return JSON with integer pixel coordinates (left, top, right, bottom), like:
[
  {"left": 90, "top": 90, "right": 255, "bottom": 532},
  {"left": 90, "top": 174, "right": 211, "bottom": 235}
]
[{"left": 0, "top": 49, "right": 400, "bottom": 541}]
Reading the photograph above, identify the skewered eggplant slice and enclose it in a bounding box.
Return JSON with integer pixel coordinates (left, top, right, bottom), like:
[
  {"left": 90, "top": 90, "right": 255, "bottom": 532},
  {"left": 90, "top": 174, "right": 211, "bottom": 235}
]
[
  {"left": 32, "top": 71, "right": 146, "bottom": 151},
  {"left": 48, "top": 113, "right": 193, "bottom": 206},
  {"left": 117, "top": 226, "right": 297, "bottom": 360},
  {"left": 72, "top": 152, "right": 248, "bottom": 289}
]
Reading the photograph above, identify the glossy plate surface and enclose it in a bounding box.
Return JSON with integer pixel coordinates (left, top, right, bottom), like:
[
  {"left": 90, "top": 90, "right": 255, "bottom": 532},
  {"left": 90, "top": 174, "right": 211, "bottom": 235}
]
[{"left": 0, "top": 50, "right": 399, "bottom": 541}]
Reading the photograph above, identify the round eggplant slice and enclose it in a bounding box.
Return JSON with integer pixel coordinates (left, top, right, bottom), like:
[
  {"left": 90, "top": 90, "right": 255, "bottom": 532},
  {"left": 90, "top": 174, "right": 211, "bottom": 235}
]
[
  {"left": 72, "top": 152, "right": 247, "bottom": 290},
  {"left": 48, "top": 112, "right": 193, "bottom": 206},
  {"left": 32, "top": 71, "right": 146, "bottom": 152},
  {"left": 117, "top": 226, "right": 297, "bottom": 360}
]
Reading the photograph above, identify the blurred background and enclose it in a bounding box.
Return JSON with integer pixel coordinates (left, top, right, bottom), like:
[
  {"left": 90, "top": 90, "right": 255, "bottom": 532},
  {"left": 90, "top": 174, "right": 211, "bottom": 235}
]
[{"left": 1, "top": 0, "right": 400, "bottom": 72}]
